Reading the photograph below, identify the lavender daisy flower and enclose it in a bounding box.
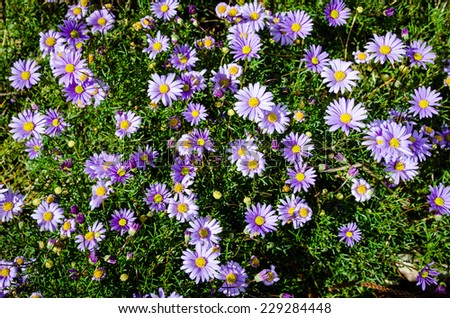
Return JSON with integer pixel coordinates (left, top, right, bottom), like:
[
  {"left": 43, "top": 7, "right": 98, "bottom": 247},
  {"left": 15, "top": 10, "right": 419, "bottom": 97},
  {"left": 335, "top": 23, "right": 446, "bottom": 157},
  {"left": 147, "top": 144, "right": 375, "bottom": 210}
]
[
  {"left": 416, "top": 262, "right": 439, "bottom": 291},
  {"left": 286, "top": 162, "right": 317, "bottom": 193},
  {"left": 302, "top": 45, "right": 330, "bottom": 73},
  {"left": 244, "top": 203, "right": 278, "bottom": 238},
  {"left": 189, "top": 128, "right": 214, "bottom": 156},
  {"left": 384, "top": 157, "right": 418, "bottom": 185},
  {"left": 172, "top": 178, "right": 194, "bottom": 200},
  {"left": 408, "top": 86, "right": 442, "bottom": 119},
  {"left": 225, "top": 63, "right": 243, "bottom": 78},
  {"left": 63, "top": 80, "right": 95, "bottom": 107},
  {"left": 406, "top": 40, "right": 436, "bottom": 69},
  {"left": 237, "top": 153, "right": 266, "bottom": 178},
  {"left": 269, "top": 12, "right": 292, "bottom": 45},
  {"left": 230, "top": 33, "right": 262, "bottom": 61},
  {"left": 85, "top": 151, "right": 121, "bottom": 180},
  {"left": 240, "top": 1, "right": 268, "bottom": 32},
  {"left": 89, "top": 180, "right": 113, "bottom": 210},
  {"left": 277, "top": 194, "right": 302, "bottom": 228},
  {"left": 86, "top": 9, "right": 115, "bottom": 34},
  {"left": 109, "top": 208, "right": 137, "bottom": 235},
  {"left": 215, "top": 2, "right": 228, "bottom": 18},
  {"left": 428, "top": 184, "right": 450, "bottom": 215},
  {"left": 171, "top": 158, "right": 196, "bottom": 183},
  {"left": 353, "top": 50, "right": 372, "bottom": 64},
  {"left": 151, "top": 0, "right": 179, "bottom": 21},
  {"left": 58, "top": 19, "right": 89, "bottom": 48},
  {"left": 182, "top": 103, "right": 208, "bottom": 126},
  {"left": 39, "top": 30, "right": 64, "bottom": 56},
  {"left": 365, "top": 32, "right": 406, "bottom": 64},
  {"left": 187, "top": 216, "right": 222, "bottom": 249},
  {"left": 234, "top": 82, "right": 274, "bottom": 122},
  {"left": 168, "top": 194, "right": 198, "bottom": 223},
  {"left": 25, "top": 138, "right": 43, "bottom": 159},
  {"left": 258, "top": 104, "right": 290, "bottom": 134},
  {"left": 168, "top": 116, "right": 182, "bottom": 130},
  {"left": 217, "top": 261, "right": 248, "bottom": 297},
  {"left": 150, "top": 288, "right": 182, "bottom": 298},
  {"left": 320, "top": 59, "right": 360, "bottom": 94},
  {"left": 325, "top": 97, "right": 367, "bottom": 135},
  {"left": 170, "top": 44, "right": 198, "bottom": 71},
  {"left": 0, "top": 190, "right": 25, "bottom": 223},
  {"left": 144, "top": 183, "right": 172, "bottom": 212},
  {"left": 338, "top": 222, "right": 362, "bottom": 247},
  {"left": 280, "top": 9, "right": 313, "bottom": 42},
  {"left": 143, "top": 31, "right": 170, "bottom": 59},
  {"left": 181, "top": 245, "right": 220, "bottom": 284},
  {"left": 381, "top": 122, "right": 413, "bottom": 162},
  {"left": 407, "top": 126, "right": 432, "bottom": 162},
  {"left": 176, "top": 134, "right": 194, "bottom": 157},
  {"left": 31, "top": 201, "right": 64, "bottom": 232},
  {"left": 51, "top": 50, "right": 88, "bottom": 86},
  {"left": 108, "top": 163, "right": 132, "bottom": 184},
  {"left": 66, "top": 4, "right": 88, "bottom": 20},
  {"left": 324, "top": 0, "right": 351, "bottom": 27},
  {"left": 60, "top": 219, "right": 76, "bottom": 237},
  {"left": 140, "top": 15, "right": 156, "bottom": 29},
  {"left": 0, "top": 262, "right": 18, "bottom": 289},
  {"left": 75, "top": 221, "right": 106, "bottom": 251},
  {"left": 9, "top": 109, "right": 45, "bottom": 141},
  {"left": 44, "top": 109, "right": 68, "bottom": 137},
  {"left": 281, "top": 132, "right": 314, "bottom": 163},
  {"left": 351, "top": 178, "right": 373, "bottom": 202},
  {"left": 227, "top": 137, "right": 259, "bottom": 164},
  {"left": 92, "top": 267, "right": 106, "bottom": 281},
  {"left": 9, "top": 59, "right": 41, "bottom": 90},
  {"left": 147, "top": 73, "right": 183, "bottom": 106},
  {"left": 297, "top": 201, "right": 313, "bottom": 226},
  {"left": 115, "top": 110, "right": 141, "bottom": 138},
  {"left": 131, "top": 145, "right": 158, "bottom": 170},
  {"left": 255, "top": 265, "right": 279, "bottom": 286},
  {"left": 179, "top": 70, "right": 207, "bottom": 100},
  {"left": 211, "top": 67, "right": 239, "bottom": 95}
]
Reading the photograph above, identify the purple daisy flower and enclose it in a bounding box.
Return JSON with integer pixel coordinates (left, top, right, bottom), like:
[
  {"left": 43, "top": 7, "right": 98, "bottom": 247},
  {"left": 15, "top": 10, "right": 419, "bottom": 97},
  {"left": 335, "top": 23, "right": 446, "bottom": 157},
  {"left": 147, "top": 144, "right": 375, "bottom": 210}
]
[
  {"left": 302, "top": 45, "right": 330, "bottom": 73},
  {"left": 108, "top": 163, "right": 132, "bottom": 184},
  {"left": 406, "top": 40, "right": 435, "bottom": 69},
  {"left": 130, "top": 145, "right": 158, "bottom": 170},
  {"left": 109, "top": 208, "right": 137, "bottom": 235},
  {"left": 187, "top": 216, "right": 222, "bottom": 249},
  {"left": 51, "top": 50, "right": 88, "bottom": 86},
  {"left": 0, "top": 262, "right": 18, "bottom": 289},
  {"left": 428, "top": 183, "right": 450, "bottom": 215},
  {"left": 60, "top": 219, "right": 76, "bottom": 237},
  {"left": 84, "top": 151, "right": 121, "bottom": 180},
  {"left": 170, "top": 44, "right": 198, "bottom": 71},
  {"left": 338, "top": 222, "right": 362, "bottom": 247},
  {"left": 297, "top": 201, "right": 313, "bottom": 226},
  {"left": 9, "top": 109, "right": 45, "bottom": 141},
  {"left": 240, "top": 1, "right": 268, "bottom": 32},
  {"left": 63, "top": 80, "right": 96, "bottom": 107},
  {"left": 0, "top": 189, "right": 25, "bottom": 223},
  {"left": 150, "top": 288, "right": 182, "bottom": 298},
  {"left": 147, "top": 73, "right": 183, "bottom": 106},
  {"left": 244, "top": 203, "right": 278, "bottom": 238},
  {"left": 189, "top": 128, "right": 214, "bottom": 156},
  {"left": 44, "top": 109, "right": 68, "bottom": 137},
  {"left": 86, "top": 9, "right": 115, "bottom": 34},
  {"left": 324, "top": 97, "right": 367, "bottom": 135},
  {"left": 416, "top": 262, "right": 439, "bottom": 291},
  {"left": 408, "top": 86, "right": 442, "bottom": 119},
  {"left": 25, "top": 137, "right": 43, "bottom": 159},
  {"left": 167, "top": 194, "right": 198, "bottom": 223},
  {"left": 352, "top": 50, "right": 372, "bottom": 64},
  {"left": 227, "top": 137, "right": 259, "bottom": 164},
  {"left": 351, "top": 178, "right": 373, "bottom": 202},
  {"left": 384, "top": 157, "right": 418, "bottom": 185},
  {"left": 171, "top": 158, "right": 196, "bottom": 183},
  {"left": 31, "top": 201, "right": 64, "bottom": 232},
  {"left": 143, "top": 31, "right": 170, "bottom": 59},
  {"left": 285, "top": 162, "right": 317, "bottom": 193},
  {"left": 168, "top": 116, "right": 182, "bottom": 130},
  {"left": 115, "top": 110, "right": 141, "bottom": 138},
  {"left": 58, "top": 19, "right": 89, "bottom": 48},
  {"left": 269, "top": 12, "right": 293, "bottom": 46},
  {"left": 92, "top": 267, "right": 106, "bottom": 281},
  {"left": 75, "top": 220, "right": 106, "bottom": 251},
  {"left": 280, "top": 9, "right": 313, "bottom": 42},
  {"left": 281, "top": 132, "right": 314, "bottom": 163},
  {"left": 217, "top": 261, "right": 248, "bottom": 297},
  {"left": 39, "top": 30, "right": 64, "bottom": 57},
  {"left": 215, "top": 2, "right": 229, "bottom": 18},
  {"left": 277, "top": 194, "right": 303, "bottom": 228},
  {"left": 182, "top": 103, "right": 208, "bottom": 126},
  {"left": 234, "top": 82, "right": 274, "bottom": 122},
  {"left": 179, "top": 70, "right": 207, "bottom": 100},
  {"left": 144, "top": 183, "right": 172, "bottom": 212},
  {"left": 181, "top": 245, "right": 220, "bottom": 284},
  {"left": 324, "top": 0, "right": 351, "bottom": 27},
  {"left": 89, "top": 180, "right": 113, "bottom": 210},
  {"left": 406, "top": 125, "right": 432, "bottom": 162},
  {"left": 151, "top": 0, "right": 179, "bottom": 21},
  {"left": 9, "top": 59, "right": 41, "bottom": 90},
  {"left": 227, "top": 22, "right": 255, "bottom": 42},
  {"left": 258, "top": 104, "right": 290, "bottom": 134},
  {"left": 66, "top": 4, "right": 88, "bottom": 20},
  {"left": 320, "top": 59, "right": 360, "bottom": 94},
  {"left": 237, "top": 153, "right": 266, "bottom": 178},
  {"left": 365, "top": 32, "right": 406, "bottom": 64},
  {"left": 380, "top": 122, "right": 413, "bottom": 162},
  {"left": 229, "top": 33, "right": 262, "bottom": 62},
  {"left": 255, "top": 265, "right": 279, "bottom": 286}
]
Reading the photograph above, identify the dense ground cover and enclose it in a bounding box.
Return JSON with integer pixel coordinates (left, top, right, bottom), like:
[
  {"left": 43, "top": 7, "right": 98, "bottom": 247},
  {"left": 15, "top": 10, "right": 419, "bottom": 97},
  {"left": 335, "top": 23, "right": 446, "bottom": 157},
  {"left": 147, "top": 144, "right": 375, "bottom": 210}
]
[{"left": 1, "top": 0, "right": 449, "bottom": 298}]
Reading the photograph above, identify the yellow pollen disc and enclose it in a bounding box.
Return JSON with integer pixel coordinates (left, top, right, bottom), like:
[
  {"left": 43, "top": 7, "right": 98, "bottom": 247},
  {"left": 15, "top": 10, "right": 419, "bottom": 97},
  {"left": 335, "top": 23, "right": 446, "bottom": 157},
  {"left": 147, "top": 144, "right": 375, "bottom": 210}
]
[
  {"left": 33, "top": 144, "right": 40, "bottom": 152},
  {"left": 247, "top": 159, "right": 258, "bottom": 170},
  {"left": 340, "top": 113, "right": 352, "bottom": 124},
  {"left": 379, "top": 45, "right": 391, "bottom": 55},
  {"left": 65, "top": 64, "right": 75, "bottom": 73},
  {"left": 295, "top": 111, "right": 304, "bottom": 121},
  {"left": 330, "top": 9, "right": 339, "bottom": 19},
  {"left": 23, "top": 121, "right": 35, "bottom": 132},
  {"left": 219, "top": 78, "right": 230, "bottom": 87},
  {"left": 195, "top": 257, "right": 206, "bottom": 268},
  {"left": 226, "top": 273, "right": 237, "bottom": 284},
  {"left": 255, "top": 216, "right": 265, "bottom": 226},
  {"left": 93, "top": 269, "right": 104, "bottom": 279},
  {"left": 435, "top": 135, "right": 443, "bottom": 142},
  {"left": 376, "top": 138, "right": 384, "bottom": 145},
  {"left": 177, "top": 203, "right": 188, "bottom": 213},
  {"left": 169, "top": 118, "right": 179, "bottom": 127},
  {"left": 287, "top": 207, "right": 296, "bottom": 216},
  {"left": 434, "top": 197, "right": 444, "bottom": 207},
  {"left": 80, "top": 0, "right": 88, "bottom": 7},
  {"left": 191, "top": 110, "right": 200, "bottom": 118},
  {"left": 291, "top": 23, "right": 301, "bottom": 32},
  {"left": 197, "top": 138, "right": 205, "bottom": 146},
  {"left": 413, "top": 52, "right": 423, "bottom": 61},
  {"left": 117, "top": 168, "right": 126, "bottom": 177},
  {"left": 299, "top": 208, "right": 309, "bottom": 218},
  {"left": 76, "top": 42, "right": 83, "bottom": 50},
  {"left": 311, "top": 57, "right": 319, "bottom": 65},
  {"left": 3, "top": 202, "right": 13, "bottom": 211},
  {"left": 73, "top": 7, "right": 82, "bottom": 15},
  {"left": 183, "top": 140, "right": 192, "bottom": 148},
  {"left": 418, "top": 99, "right": 429, "bottom": 109},
  {"left": 242, "top": 45, "right": 251, "bottom": 55},
  {"left": 179, "top": 56, "right": 188, "bottom": 64},
  {"left": 154, "top": 194, "right": 163, "bottom": 203},
  {"left": 181, "top": 167, "right": 190, "bottom": 176},
  {"left": 248, "top": 97, "right": 260, "bottom": 108},
  {"left": 250, "top": 12, "right": 259, "bottom": 21},
  {"left": 118, "top": 218, "right": 127, "bottom": 226},
  {"left": 446, "top": 77, "right": 450, "bottom": 85},
  {"left": 159, "top": 84, "right": 169, "bottom": 94},
  {"left": 153, "top": 42, "right": 162, "bottom": 51},
  {"left": 21, "top": 71, "right": 31, "bottom": 80},
  {"left": 228, "top": 8, "right": 238, "bottom": 17},
  {"left": 140, "top": 152, "right": 148, "bottom": 159},
  {"left": 96, "top": 186, "right": 106, "bottom": 196},
  {"left": 16, "top": 257, "right": 24, "bottom": 265},
  {"left": 425, "top": 126, "right": 433, "bottom": 133},
  {"left": 85, "top": 231, "right": 94, "bottom": 241},
  {"left": 63, "top": 221, "right": 71, "bottom": 231},
  {"left": 229, "top": 66, "right": 239, "bottom": 75},
  {"left": 267, "top": 113, "right": 278, "bottom": 123},
  {"left": 356, "top": 185, "right": 367, "bottom": 194},
  {"left": 173, "top": 183, "right": 184, "bottom": 193},
  {"left": 43, "top": 211, "right": 53, "bottom": 222},
  {"left": 296, "top": 173, "right": 305, "bottom": 182},
  {"left": 160, "top": 4, "right": 169, "bottom": 12},
  {"left": 408, "top": 136, "right": 416, "bottom": 143},
  {"left": 291, "top": 144, "right": 301, "bottom": 153},
  {"left": 357, "top": 52, "right": 367, "bottom": 61},
  {"left": 1, "top": 268, "right": 10, "bottom": 277},
  {"left": 45, "top": 37, "right": 56, "bottom": 46},
  {"left": 389, "top": 138, "right": 400, "bottom": 148},
  {"left": 198, "top": 228, "right": 209, "bottom": 238},
  {"left": 421, "top": 271, "right": 429, "bottom": 278},
  {"left": 334, "top": 70, "right": 346, "bottom": 81},
  {"left": 266, "top": 272, "right": 274, "bottom": 281},
  {"left": 97, "top": 17, "right": 107, "bottom": 26},
  {"left": 75, "top": 85, "right": 84, "bottom": 94},
  {"left": 205, "top": 39, "right": 213, "bottom": 47},
  {"left": 395, "top": 161, "right": 405, "bottom": 171},
  {"left": 345, "top": 231, "right": 353, "bottom": 238},
  {"left": 237, "top": 148, "right": 246, "bottom": 157},
  {"left": 70, "top": 30, "right": 79, "bottom": 38},
  {"left": 120, "top": 120, "right": 130, "bottom": 130}
]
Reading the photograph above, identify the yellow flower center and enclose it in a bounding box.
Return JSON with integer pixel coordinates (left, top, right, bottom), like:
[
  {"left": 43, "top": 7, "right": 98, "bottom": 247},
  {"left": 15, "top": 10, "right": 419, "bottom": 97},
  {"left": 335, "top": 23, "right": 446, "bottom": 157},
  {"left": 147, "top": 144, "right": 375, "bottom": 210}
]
[
  {"left": 85, "top": 231, "right": 94, "bottom": 241},
  {"left": 21, "top": 71, "right": 31, "bottom": 80},
  {"left": 177, "top": 203, "right": 188, "bottom": 213},
  {"left": 159, "top": 84, "right": 169, "bottom": 94},
  {"left": 237, "top": 148, "right": 246, "bottom": 157},
  {"left": 73, "top": 7, "right": 82, "bottom": 15},
  {"left": 445, "top": 77, "right": 450, "bottom": 86},
  {"left": 173, "top": 183, "right": 184, "bottom": 193},
  {"left": 160, "top": 4, "right": 169, "bottom": 12},
  {"left": 266, "top": 271, "right": 274, "bottom": 282},
  {"left": 33, "top": 144, "right": 40, "bottom": 152},
  {"left": 418, "top": 100, "right": 429, "bottom": 109},
  {"left": 43, "top": 211, "right": 54, "bottom": 222},
  {"left": 248, "top": 97, "right": 260, "bottom": 108},
  {"left": 118, "top": 218, "right": 127, "bottom": 226},
  {"left": 198, "top": 228, "right": 209, "bottom": 238},
  {"left": 345, "top": 231, "right": 353, "bottom": 238},
  {"left": 51, "top": 118, "right": 60, "bottom": 127},
  {"left": 229, "top": 66, "right": 239, "bottom": 75},
  {"left": 96, "top": 186, "right": 106, "bottom": 196},
  {"left": 250, "top": 12, "right": 259, "bottom": 21},
  {"left": 311, "top": 57, "right": 319, "bottom": 65},
  {"left": 295, "top": 111, "right": 304, "bottom": 121},
  {"left": 80, "top": 0, "right": 88, "bottom": 7},
  {"left": 340, "top": 113, "right": 352, "bottom": 124},
  {"left": 153, "top": 42, "right": 162, "bottom": 51},
  {"left": 395, "top": 161, "right": 405, "bottom": 171},
  {"left": 63, "top": 221, "right": 71, "bottom": 231},
  {"left": 334, "top": 70, "right": 346, "bottom": 81},
  {"left": 181, "top": 167, "right": 190, "bottom": 176},
  {"left": 191, "top": 110, "right": 200, "bottom": 118},
  {"left": 266, "top": 113, "right": 278, "bottom": 123},
  {"left": 97, "top": 17, "right": 107, "bottom": 26},
  {"left": 226, "top": 273, "right": 237, "bottom": 284},
  {"left": 435, "top": 135, "right": 443, "bottom": 142},
  {"left": 75, "top": 85, "right": 84, "bottom": 94},
  {"left": 242, "top": 45, "right": 252, "bottom": 55},
  {"left": 219, "top": 78, "right": 230, "bottom": 87},
  {"left": 389, "top": 138, "right": 400, "bottom": 148},
  {"left": 3, "top": 202, "right": 13, "bottom": 211},
  {"left": 255, "top": 216, "right": 265, "bottom": 226},
  {"left": 357, "top": 52, "right": 367, "bottom": 61},
  {"left": 169, "top": 118, "right": 179, "bottom": 127},
  {"left": 120, "top": 120, "right": 130, "bottom": 130},
  {"left": 93, "top": 269, "right": 104, "bottom": 279},
  {"left": 179, "top": 56, "right": 188, "bottom": 64},
  {"left": 247, "top": 159, "right": 258, "bottom": 170},
  {"left": 356, "top": 185, "right": 367, "bottom": 194},
  {"left": 421, "top": 271, "right": 429, "bottom": 278},
  {"left": 45, "top": 37, "right": 56, "bottom": 47},
  {"left": 288, "top": 207, "right": 296, "bottom": 216},
  {"left": 291, "top": 145, "right": 301, "bottom": 153},
  {"left": 153, "top": 194, "right": 163, "bottom": 203},
  {"left": 379, "top": 45, "right": 391, "bottom": 55},
  {"left": 65, "top": 64, "right": 75, "bottom": 73},
  {"left": 195, "top": 257, "right": 206, "bottom": 268},
  {"left": 228, "top": 8, "right": 238, "bottom": 17},
  {"left": 434, "top": 197, "right": 444, "bottom": 207},
  {"left": 376, "top": 138, "right": 384, "bottom": 145},
  {"left": 23, "top": 121, "right": 35, "bottom": 132},
  {"left": 218, "top": 4, "right": 227, "bottom": 14},
  {"left": 70, "top": 30, "right": 79, "bottom": 39},
  {"left": 296, "top": 173, "right": 305, "bottom": 182},
  {"left": 117, "top": 168, "right": 126, "bottom": 177},
  {"left": 1, "top": 268, "right": 10, "bottom": 277},
  {"left": 330, "top": 9, "right": 339, "bottom": 19},
  {"left": 291, "top": 23, "right": 301, "bottom": 32},
  {"left": 204, "top": 39, "right": 213, "bottom": 47},
  {"left": 299, "top": 208, "right": 309, "bottom": 218},
  {"left": 413, "top": 52, "right": 423, "bottom": 61},
  {"left": 197, "top": 138, "right": 205, "bottom": 146},
  {"left": 183, "top": 140, "right": 192, "bottom": 149},
  {"left": 16, "top": 257, "right": 24, "bottom": 265}
]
